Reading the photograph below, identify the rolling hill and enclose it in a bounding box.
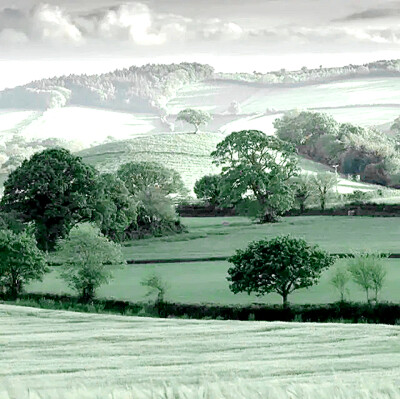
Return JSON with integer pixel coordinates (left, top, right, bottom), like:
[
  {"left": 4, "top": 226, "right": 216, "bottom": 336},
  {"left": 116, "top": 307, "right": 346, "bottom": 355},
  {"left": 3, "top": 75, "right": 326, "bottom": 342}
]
[{"left": 1, "top": 61, "right": 400, "bottom": 195}]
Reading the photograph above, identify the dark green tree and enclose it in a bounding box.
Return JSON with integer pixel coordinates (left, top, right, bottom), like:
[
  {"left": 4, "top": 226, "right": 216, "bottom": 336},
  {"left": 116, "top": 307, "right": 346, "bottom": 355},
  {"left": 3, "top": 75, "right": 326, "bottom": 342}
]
[
  {"left": 227, "top": 235, "right": 334, "bottom": 307},
  {"left": 211, "top": 130, "right": 298, "bottom": 223},
  {"left": 117, "top": 161, "right": 187, "bottom": 197},
  {"left": 93, "top": 173, "right": 137, "bottom": 242},
  {"left": 1, "top": 148, "right": 98, "bottom": 251},
  {"left": 0, "top": 229, "right": 48, "bottom": 299},
  {"left": 194, "top": 174, "right": 223, "bottom": 206}
]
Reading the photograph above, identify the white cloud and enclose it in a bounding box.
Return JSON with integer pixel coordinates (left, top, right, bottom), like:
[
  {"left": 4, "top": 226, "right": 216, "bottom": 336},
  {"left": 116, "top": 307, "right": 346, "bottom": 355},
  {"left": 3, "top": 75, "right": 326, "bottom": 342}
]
[
  {"left": 0, "top": 28, "right": 29, "bottom": 44},
  {"left": 30, "top": 4, "right": 83, "bottom": 43}
]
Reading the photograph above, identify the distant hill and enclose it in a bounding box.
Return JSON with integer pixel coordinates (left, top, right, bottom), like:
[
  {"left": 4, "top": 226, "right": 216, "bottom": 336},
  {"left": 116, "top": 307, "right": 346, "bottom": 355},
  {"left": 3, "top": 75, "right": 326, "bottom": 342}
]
[
  {"left": 2, "top": 59, "right": 400, "bottom": 113},
  {"left": 0, "top": 63, "right": 214, "bottom": 113}
]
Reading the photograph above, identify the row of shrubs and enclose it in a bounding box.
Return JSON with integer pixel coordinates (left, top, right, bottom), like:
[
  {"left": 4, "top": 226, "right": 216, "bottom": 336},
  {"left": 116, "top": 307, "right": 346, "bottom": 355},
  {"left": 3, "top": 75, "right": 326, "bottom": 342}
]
[{"left": 4, "top": 293, "right": 400, "bottom": 325}]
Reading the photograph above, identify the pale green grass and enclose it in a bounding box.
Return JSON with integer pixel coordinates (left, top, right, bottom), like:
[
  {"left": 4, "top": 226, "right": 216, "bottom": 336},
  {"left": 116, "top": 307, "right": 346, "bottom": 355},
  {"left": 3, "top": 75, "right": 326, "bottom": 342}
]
[
  {"left": 26, "top": 258, "right": 400, "bottom": 304},
  {"left": 1, "top": 379, "right": 400, "bottom": 399},
  {"left": 25, "top": 257, "right": 400, "bottom": 304},
  {"left": 167, "top": 78, "right": 400, "bottom": 118},
  {"left": 120, "top": 216, "right": 400, "bottom": 260},
  {"left": 1, "top": 304, "right": 400, "bottom": 396}
]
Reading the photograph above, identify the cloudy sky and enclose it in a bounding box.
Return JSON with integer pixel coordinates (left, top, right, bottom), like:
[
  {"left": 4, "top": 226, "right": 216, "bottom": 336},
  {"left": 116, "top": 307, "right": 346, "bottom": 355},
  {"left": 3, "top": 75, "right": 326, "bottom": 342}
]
[{"left": 1, "top": 0, "right": 400, "bottom": 89}]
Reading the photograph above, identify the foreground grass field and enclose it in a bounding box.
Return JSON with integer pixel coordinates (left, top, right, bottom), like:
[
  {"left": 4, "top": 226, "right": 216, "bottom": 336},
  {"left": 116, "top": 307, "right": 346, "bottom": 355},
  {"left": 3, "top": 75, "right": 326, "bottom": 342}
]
[{"left": 1, "top": 304, "right": 400, "bottom": 398}]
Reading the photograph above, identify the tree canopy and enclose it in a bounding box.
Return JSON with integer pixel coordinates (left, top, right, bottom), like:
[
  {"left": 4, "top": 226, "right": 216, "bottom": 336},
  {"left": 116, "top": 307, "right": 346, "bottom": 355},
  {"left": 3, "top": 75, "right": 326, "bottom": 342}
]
[
  {"left": 117, "top": 161, "right": 187, "bottom": 197},
  {"left": 0, "top": 229, "right": 48, "bottom": 299},
  {"left": 1, "top": 148, "right": 98, "bottom": 251},
  {"left": 211, "top": 130, "right": 299, "bottom": 222},
  {"left": 93, "top": 173, "right": 137, "bottom": 242},
  {"left": 194, "top": 174, "right": 223, "bottom": 205},
  {"left": 227, "top": 235, "right": 334, "bottom": 307},
  {"left": 56, "top": 223, "right": 126, "bottom": 302}
]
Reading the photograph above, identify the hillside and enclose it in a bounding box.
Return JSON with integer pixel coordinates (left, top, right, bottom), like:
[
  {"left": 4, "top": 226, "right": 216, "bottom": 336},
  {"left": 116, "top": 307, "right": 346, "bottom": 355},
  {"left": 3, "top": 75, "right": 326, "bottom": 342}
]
[
  {"left": 0, "top": 61, "right": 400, "bottom": 195},
  {"left": 1, "top": 304, "right": 400, "bottom": 397}
]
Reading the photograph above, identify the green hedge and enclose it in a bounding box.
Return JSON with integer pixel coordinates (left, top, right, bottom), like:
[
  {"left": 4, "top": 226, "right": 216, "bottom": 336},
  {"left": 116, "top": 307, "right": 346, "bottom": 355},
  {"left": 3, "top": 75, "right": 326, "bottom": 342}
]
[{"left": 3, "top": 293, "right": 400, "bottom": 325}]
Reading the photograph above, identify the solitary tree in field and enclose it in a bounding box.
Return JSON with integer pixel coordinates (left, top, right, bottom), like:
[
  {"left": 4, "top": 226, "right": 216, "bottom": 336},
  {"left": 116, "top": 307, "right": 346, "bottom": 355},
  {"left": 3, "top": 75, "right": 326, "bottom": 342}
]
[
  {"left": 0, "top": 229, "right": 47, "bottom": 299},
  {"left": 176, "top": 108, "right": 211, "bottom": 133},
  {"left": 211, "top": 130, "right": 299, "bottom": 223},
  {"left": 1, "top": 148, "right": 98, "bottom": 251},
  {"left": 310, "top": 172, "right": 337, "bottom": 211},
  {"left": 56, "top": 223, "right": 126, "bottom": 302},
  {"left": 227, "top": 235, "right": 334, "bottom": 307},
  {"left": 347, "top": 252, "right": 387, "bottom": 302}
]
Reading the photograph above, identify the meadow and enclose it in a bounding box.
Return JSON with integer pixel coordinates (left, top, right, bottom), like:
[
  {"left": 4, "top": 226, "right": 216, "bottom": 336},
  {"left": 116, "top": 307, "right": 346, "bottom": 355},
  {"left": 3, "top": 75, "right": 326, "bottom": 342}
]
[
  {"left": 27, "top": 216, "right": 400, "bottom": 305},
  {"left": 1, "top": 304, "right": 400, "bottom": 398}
]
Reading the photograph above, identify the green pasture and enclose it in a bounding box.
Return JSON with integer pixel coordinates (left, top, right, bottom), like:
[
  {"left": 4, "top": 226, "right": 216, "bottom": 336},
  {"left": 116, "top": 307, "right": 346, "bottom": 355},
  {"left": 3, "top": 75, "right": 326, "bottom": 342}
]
[
  {"left": 27, "top": 258, "right": 400, "bottom": 305},
  {"left": 120, "top": 216, "right": 400, "bottom": 261},
  {"left": 27, "top": 215, "right": 400, "bottom": 305}
]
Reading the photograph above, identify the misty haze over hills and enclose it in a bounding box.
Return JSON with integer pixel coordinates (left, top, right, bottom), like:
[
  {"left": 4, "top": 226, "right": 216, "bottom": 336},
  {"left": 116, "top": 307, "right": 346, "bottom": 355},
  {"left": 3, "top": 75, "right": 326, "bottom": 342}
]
[{"left": 1, "top": 59, "right": 400, "bottom": 113}]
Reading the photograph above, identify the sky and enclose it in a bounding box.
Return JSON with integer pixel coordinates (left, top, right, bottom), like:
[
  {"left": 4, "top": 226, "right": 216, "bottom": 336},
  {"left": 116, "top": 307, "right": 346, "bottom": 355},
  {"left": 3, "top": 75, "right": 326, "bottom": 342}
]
[{"left": 1, "top": 0, "right": 400, "bottom": 89}]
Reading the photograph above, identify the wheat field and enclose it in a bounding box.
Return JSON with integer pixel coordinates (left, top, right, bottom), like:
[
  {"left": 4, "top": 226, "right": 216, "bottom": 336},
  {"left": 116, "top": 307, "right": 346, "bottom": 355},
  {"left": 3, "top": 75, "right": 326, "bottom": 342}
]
[{"left": 1, "top": 304, "right": 400, "bottom": 398}]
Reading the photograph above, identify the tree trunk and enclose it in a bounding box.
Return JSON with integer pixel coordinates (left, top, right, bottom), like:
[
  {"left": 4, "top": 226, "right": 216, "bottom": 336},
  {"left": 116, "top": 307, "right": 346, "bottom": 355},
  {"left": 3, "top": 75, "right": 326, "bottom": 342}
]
[
  {"left": 81, "top": 283, "right": 95, "bottom": 303},
  {"left": 282, "top": 293, "right": 289, "bottom": 308},
  {"left": 194, "top": 124, "right": 199, "bottom": 134},
  {"left": 260, "top": 208, "right": 279, "bottom": 224},
  {"left": 365, "top": 288, "right": 370, "bottom": 303},
  {"left": 320, "top": 197, "right": 326, "bottom": 211},
  {"left": 299, "top": 202, "right": 305, "bottom": 214}
]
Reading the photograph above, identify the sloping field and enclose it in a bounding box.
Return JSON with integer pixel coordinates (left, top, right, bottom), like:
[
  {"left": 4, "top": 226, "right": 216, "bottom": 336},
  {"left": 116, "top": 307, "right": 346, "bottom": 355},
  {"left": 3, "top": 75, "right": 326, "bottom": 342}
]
[
  {"left": 1, "top": 304, "right": 400, "bottom": 398},
  {"left": 19, "top": 107, "right": 163, "bottom": 148},
  {"left": 79, "top": 131, "right": 386, "bottom": 194},
  {"left": 167, "top": 78, "right": 400, "bottom": 117}
]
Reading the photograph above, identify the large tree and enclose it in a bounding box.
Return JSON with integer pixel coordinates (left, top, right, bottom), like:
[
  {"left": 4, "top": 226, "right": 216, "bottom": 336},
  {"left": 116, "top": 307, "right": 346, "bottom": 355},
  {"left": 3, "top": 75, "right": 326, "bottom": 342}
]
[
  {"left": 176, "top": 108, "right": 212, "bottom": 133},
  {"left": 1, "top": 148, "right": 98, "bottom": 251},
  {"left": 56, "top": 223, "right": 126, "bottom": 303},
  {"left": 310, "top": 172, "right": 337, "bottom": 211},
  {"left": 117, "top": 161, "right": 186, "bottom": 197},
  {"left": 194, "top": 174, "right": 223, "bottom": 206},
  {"left": 227, "top": 235, "right": 334, "bottom": 307},
  {"left": 117, "top": 162, "right": 186, "bottom": 238},
  {"left": 274, "top": 111, "right": 340, "bottom": 160},
  {"left": 211, "top": 130, "right": 299, "bottom": 223},
  {"left": 93, "top": 173, "right": 137, "bottom": 242},
  {"left": 0, "top": 229, "right": 48, "bottom": 299}
]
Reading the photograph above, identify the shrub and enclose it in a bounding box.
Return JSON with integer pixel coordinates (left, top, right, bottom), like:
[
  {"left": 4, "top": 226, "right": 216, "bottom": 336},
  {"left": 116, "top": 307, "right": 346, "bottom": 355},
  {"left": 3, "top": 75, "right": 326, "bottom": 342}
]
[
  {"left": 347, "top": 252, "right": 387, "bottom": 302},
  {"left": 55, "top": 223, "right": 126, "bottom": 303}
]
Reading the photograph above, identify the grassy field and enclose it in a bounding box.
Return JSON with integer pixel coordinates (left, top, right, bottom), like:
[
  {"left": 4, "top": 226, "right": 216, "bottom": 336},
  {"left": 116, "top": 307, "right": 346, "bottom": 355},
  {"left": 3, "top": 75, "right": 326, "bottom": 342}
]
[
  {"left": 1, "top": 304, "right": 400, "bottom": 397},
  {"left": 122, "top": 216, "right": 400, "bottom": 260},
  {"left": 26, "top": 258, "right": 400, "bottom": 305},
  {"left": 167, "top": 77, "right": 400, "bottom": 118},
  {"left": 27, "top": 216, "right": 400, "bottom": 305}
]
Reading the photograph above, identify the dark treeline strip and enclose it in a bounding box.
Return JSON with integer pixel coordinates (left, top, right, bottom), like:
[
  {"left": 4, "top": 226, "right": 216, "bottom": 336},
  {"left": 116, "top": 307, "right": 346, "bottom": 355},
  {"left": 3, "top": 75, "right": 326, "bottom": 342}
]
[
  {"left": 3, "top": 293, "right": 400, "bottom": 325},
  {"left": 47, "top": 253, "right": 400, "bottom": 267}
]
